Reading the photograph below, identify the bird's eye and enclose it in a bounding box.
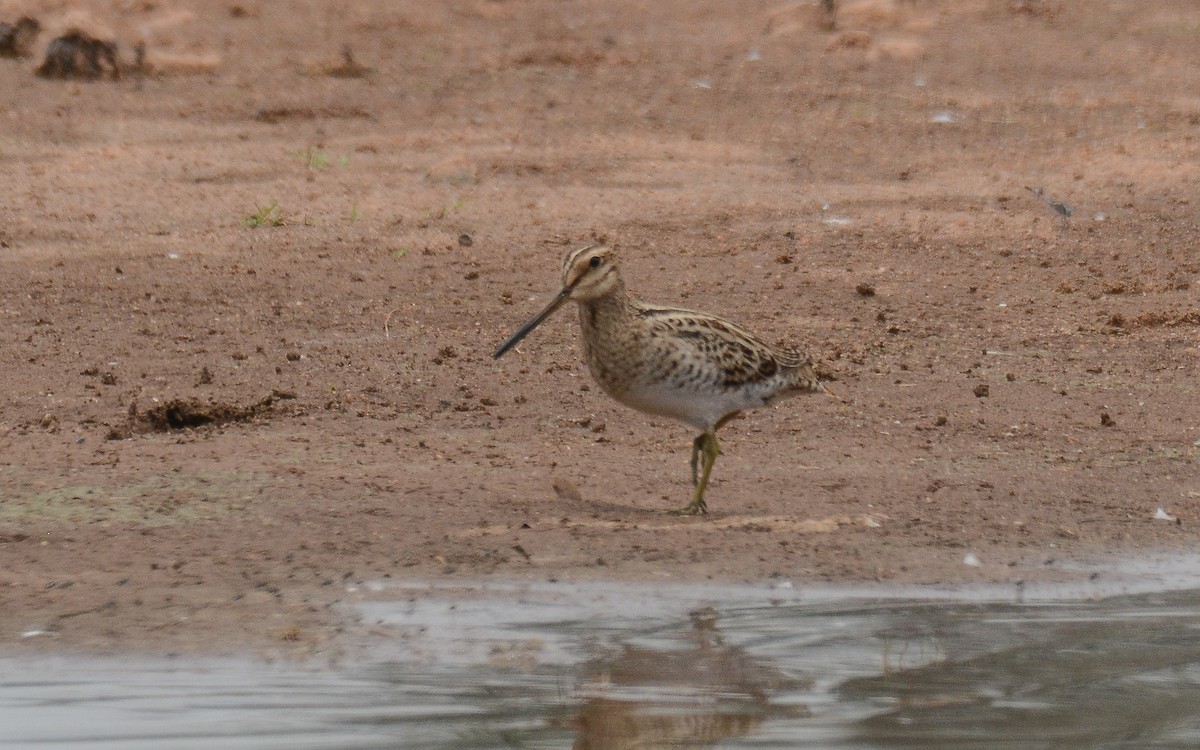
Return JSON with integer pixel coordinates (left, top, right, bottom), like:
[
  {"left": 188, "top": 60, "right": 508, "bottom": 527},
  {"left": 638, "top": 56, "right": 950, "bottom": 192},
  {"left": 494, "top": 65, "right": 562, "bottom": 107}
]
[{"left": 589, "top": 256, "right": 603, "bottom": 268}]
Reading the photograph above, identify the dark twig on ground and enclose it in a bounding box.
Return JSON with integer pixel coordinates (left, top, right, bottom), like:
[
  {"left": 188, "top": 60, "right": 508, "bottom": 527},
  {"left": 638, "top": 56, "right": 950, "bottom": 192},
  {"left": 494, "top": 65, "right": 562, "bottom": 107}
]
[{"left": 1025, "top": 185, "right": 1073, "bottom": 224}]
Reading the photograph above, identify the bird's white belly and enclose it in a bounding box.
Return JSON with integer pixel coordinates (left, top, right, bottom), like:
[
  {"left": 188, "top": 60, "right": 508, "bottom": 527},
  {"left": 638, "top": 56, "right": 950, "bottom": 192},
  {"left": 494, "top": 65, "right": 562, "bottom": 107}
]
[{"left": 610, "top": 380, "right": 766, "bottom": 432}]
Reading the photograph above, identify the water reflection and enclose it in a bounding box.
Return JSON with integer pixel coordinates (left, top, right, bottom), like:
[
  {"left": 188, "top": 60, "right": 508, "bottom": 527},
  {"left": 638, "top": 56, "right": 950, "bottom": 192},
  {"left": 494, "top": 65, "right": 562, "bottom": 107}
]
[
  {"left": 842, "top": 591, "right": 1200, "bottom": 749},
  {"left": 4, "top": 581, "right": 1200, "bottom": 748},
  {"left": 571, "top": 607, "right": 807, "bottom": 749}
]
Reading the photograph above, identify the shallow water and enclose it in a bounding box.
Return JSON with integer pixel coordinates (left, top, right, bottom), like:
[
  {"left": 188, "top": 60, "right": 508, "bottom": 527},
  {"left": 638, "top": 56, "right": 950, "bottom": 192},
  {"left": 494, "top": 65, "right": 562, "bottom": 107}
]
[{"left": 5, "top": 574, "right": 1200, "bottom": 749}]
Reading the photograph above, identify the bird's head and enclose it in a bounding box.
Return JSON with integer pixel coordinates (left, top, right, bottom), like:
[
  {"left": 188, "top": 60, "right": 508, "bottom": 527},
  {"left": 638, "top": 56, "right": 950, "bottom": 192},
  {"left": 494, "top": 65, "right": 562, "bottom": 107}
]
[{"left": 493, "top": 244, "right": 620, "bottom": 358}]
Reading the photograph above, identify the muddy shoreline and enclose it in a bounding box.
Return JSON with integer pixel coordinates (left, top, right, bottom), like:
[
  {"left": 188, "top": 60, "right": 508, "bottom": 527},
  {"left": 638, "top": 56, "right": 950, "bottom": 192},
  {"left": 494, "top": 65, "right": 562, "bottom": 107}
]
[{"left": 2, "top": 0, "right": 1198, "bottom": 656}]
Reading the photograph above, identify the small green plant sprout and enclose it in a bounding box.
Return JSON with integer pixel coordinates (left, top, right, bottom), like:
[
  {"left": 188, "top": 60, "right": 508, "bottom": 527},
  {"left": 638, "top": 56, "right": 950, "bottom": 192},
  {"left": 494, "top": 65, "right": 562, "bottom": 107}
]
[
  {"left": 433, "top": 196, "right": 465, "bottom": 220},
  {"left": 242, "top": 202, "right": 285, "bottom": 228},
  {"left": 390, "top": 246, "right": 410, "bottom": 260},
  {"left": 348, "top": 202, "right": 360, "bottom": 223},
  {"left": 300, "top": 147, "right": 329, "bottom": 169},
  {"left": 297, "top": 147, "right": 350, "bottom": 170}
]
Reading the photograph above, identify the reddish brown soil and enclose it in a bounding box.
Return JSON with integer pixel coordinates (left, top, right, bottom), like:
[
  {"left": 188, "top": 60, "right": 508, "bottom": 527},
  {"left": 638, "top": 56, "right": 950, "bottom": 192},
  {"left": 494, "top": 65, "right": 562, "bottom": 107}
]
[{"left": 1, "top": 0, "right": 1198, "bottom": 657}]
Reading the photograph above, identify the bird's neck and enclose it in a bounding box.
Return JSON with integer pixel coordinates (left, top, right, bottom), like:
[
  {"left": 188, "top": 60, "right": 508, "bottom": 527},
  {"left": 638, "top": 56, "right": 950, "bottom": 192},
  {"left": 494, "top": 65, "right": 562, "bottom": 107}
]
[
  {"left": 576, "top": 278, "right": 638, "bottom": 337},
  {"left": 574, "top": 277, "right": 644, "bottom": 393}
]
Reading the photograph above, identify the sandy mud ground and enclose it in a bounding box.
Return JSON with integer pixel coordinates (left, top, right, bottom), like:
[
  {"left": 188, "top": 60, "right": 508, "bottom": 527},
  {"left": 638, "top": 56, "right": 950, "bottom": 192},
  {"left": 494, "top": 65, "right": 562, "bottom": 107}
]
[{"left": 0, "top": 0, "right": 1198, "bottom": 656}]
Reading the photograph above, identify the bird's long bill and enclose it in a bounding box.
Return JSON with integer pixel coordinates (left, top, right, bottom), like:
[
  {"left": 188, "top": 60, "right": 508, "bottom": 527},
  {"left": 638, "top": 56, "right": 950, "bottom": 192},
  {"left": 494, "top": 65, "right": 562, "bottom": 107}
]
[{"left": 493, "top": 287, "right": 572, "bottom": 358}]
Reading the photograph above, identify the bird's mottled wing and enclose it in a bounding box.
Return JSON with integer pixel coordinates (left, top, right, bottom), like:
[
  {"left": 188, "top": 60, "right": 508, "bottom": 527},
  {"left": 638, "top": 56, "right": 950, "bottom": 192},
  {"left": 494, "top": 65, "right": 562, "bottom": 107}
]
[{"left": 641, "top": 308, "right": 809, "bottom": 388}]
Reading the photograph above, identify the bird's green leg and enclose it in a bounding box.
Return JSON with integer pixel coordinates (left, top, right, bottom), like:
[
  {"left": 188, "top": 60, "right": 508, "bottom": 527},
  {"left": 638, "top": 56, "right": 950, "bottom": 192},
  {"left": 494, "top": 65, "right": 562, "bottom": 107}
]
[
  {"left": 673, "top": 432, "right": 719, "bottom": 515},
  {"left": 689, "top": 434, "right": 705, "bottom": 487},
  {"left": 714, "top": 413, "right": 738, "bottom": 431}
]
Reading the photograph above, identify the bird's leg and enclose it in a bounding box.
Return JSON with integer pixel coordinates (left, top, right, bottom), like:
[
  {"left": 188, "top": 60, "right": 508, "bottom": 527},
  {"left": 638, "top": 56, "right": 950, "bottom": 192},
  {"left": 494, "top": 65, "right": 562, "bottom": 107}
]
[
  {"left": 689, "top": 433, "right": 706, "bottom": 486},
  {"left": 673, "top": 431, "right": 718, "bottom": 515},
  {"left": 696, "top": 432, "right": 720, "bottom": 511}
]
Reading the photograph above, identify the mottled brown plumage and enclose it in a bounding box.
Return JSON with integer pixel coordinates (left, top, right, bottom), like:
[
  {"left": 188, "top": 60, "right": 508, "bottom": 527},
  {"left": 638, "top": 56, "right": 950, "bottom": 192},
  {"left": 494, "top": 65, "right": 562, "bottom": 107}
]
[{"left": 494, "top": 244, "right": 826, "bottom": 514}]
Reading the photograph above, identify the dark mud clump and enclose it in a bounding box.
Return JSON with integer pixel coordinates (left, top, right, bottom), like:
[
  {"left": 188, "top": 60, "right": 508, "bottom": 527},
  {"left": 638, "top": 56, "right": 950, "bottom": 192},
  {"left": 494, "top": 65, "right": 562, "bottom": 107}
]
[
  {"left": 140, "top": 398, "right": 267, "bottom": 431},
  {"left": 36, "top": 31, "right": 120, "bottom": 80},
  {"left": 1131, "top": 310, "right": 1200, "bottom": 329},
  {"left": 253, "top": 105, "right": 372, "bottom": 124},
  {"left": 0, "top": 17, "right": 40, "bottom": 58},
  {"left": 108, "top": 391, "right": 296, "bottom": 438}
]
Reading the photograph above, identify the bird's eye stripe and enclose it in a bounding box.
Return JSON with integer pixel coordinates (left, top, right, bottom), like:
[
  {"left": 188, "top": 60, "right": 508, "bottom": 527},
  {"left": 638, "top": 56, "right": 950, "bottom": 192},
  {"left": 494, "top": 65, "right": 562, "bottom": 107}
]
[{"left": 564, "top": 243, "right": 600, "bottom": 271}]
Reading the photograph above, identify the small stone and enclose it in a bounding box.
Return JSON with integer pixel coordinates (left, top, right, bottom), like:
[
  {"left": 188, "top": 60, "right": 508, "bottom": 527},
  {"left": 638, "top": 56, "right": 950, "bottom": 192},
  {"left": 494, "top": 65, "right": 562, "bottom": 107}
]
[
  {"left": 432, "top": 345, "right": 458, "bottom": 365},
  {"left": 973, "top": 384, "right": 990, "bottom": 398},
  {"left": 551, "top": 477, "right": 583, "bottom": 502}
]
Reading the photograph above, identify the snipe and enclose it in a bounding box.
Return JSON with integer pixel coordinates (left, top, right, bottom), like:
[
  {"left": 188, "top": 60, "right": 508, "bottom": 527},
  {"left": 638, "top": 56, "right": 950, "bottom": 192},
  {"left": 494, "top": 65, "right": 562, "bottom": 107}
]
[{"left": 494, "top": 244, "right": 827, "bottom": 514}]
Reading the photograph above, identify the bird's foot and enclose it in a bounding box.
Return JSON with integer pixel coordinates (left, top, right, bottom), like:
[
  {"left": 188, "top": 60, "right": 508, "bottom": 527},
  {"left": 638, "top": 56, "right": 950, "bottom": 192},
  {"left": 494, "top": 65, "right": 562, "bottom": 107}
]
[{"left": 667, "top": 498, "right": 707, "bottom": 516}]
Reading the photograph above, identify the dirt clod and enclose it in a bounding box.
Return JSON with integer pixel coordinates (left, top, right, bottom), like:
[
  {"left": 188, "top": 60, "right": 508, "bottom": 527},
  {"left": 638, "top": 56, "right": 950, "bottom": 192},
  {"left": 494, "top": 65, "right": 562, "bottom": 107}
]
[
  {"left": 134, "top": 395, "right": 280, "bottom": 433},
  {"left": 0, "top": 16, "right": 39, "bottom": 58},
  {"left": 552, "top": 477, "right": 583, "bottom": 502},
  {"left": 254, "top": 106, "right": 371, "bottom": 124},
  {"left": 36, "top": 32, "right": 120, "bottom": 80}
]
